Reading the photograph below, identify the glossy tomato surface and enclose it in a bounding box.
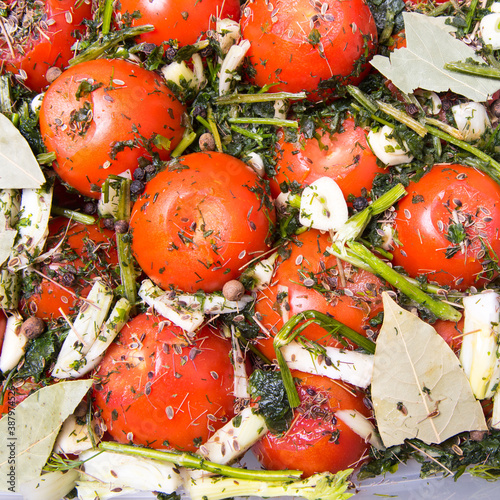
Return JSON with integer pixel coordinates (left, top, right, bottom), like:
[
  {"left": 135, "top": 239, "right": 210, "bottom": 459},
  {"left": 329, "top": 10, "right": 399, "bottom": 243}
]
[
  {"left": 241, "top": 0, "right": 377, "bottom": 97},
  {"left": 254, "top": 230, "right": 385, "bottom": 360},
  {"left": 392, "top": 164, "right": 500, "bottom": 290},
  {"left": 272, "top": 117, "right": 384, "bottom": 198},
  {"left": 39, "top": 59, "right": 186, "bottom": 198},
  {"left": 253, "top": 371, "right": 371, "bottom": 477},
  {"left": 116, "top": 0, "right": 241, "bottom": 47},
  {"left": 21, "top": 217, "right": 119, "bottom": 321},
  {"left": 0, "top": 0, "right": 92, "bottom": 92},
  {"left": 93, "top": 314, "right": 236, "bottom": 451},
  {"left": 130, "top": 151, "right": 275, "bottom": 293}
]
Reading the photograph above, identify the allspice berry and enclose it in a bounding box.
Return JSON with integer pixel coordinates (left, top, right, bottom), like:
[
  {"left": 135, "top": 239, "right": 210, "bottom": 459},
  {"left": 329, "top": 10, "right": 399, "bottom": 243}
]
[
  {"left": 222, "top": 280, "right": 245, "bottom": 302},
  {"left": 46, "top": 66, "right": 62, "bottom": 83},
  {"left": 199, "top": 132, "right": 216, "bottom": 151},
  {"left": 114, "top": 220, "right": 129, "bottom": 234},
  {"left": 20, "top": 317, "right": 45, "bottom": 340}
]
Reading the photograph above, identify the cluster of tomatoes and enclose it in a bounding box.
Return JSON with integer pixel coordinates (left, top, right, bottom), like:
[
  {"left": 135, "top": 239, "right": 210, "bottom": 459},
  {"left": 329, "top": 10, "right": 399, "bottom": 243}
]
[{"left": 2, "top": 0, "right": 500, "bottom": 486}]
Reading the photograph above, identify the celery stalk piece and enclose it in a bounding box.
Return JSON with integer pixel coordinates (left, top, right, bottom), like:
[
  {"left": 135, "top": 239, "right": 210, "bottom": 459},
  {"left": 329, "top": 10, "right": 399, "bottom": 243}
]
[
  {"left": 0, "top": 311, "right": 26, "bottom": 373},
  {"left": 19, "top": 470, "right": 79, "bottom": 500},
  {"left": 281, "top": 341, "right": 374, "bottom": 389},
  {"left": 460, "top": 290, "right": 500, "bottom": 399},
  {"left": 51, "top": 280, "right": 114, "bottom": 379},
  {"left": 197, "top": 407, "right": 268, "bottom": 465},
  {"left": 183, "top": 469, "right": 354, "bottom": 500}
]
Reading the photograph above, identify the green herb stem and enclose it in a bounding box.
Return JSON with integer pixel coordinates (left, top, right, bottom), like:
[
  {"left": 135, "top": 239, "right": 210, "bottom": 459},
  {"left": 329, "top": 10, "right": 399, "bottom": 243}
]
[
  {"left": 465, "top": 0, "right": 479, "bottom": 34},
  {"left": 171, "top": 129, "right": 197, "bottom": 157},
  {"left": 99, "top": 441, "right": 302, "bottom": 481},
  {"left": 101, "top": 0, "right": 114, "bottom": 35},
  {"left": 346, "top": 85, "right": 379, "bottom": 114},
  {"left": 207, "top": 106, "right": 223, "bottom": 152},
  {"left": 228, "top": 117, "right": 299, "bottom": 128},
  {"left": 375, "top": 100, "right": 427, "bottom": 137},
  {"left": 51, "top": 206, "right": 96, "bottom": 225},
  {"left": 444, "top": 61, "right": 500, "bottom": 80},
  {"left": 346, "top": 241, "right": 462, "bottom": 322},
  {"left": 69, "top": 25, "right": 155, "bottom": 65},
  {"left": 216, "top": 92, "right": 307, "bottom": 105}
]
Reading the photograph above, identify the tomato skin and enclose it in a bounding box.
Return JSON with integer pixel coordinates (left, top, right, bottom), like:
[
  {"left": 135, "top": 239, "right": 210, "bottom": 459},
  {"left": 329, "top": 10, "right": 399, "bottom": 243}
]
[
  {"left": 0, "top": 0, "right": 92, "bottom": 92},
  {"left": 39, "top": 59, "right": 186, "bottom": 198},
  {"left": 272, "top": 117, "right": 384, "bottom": 199},
  {"left": 240, "top": 0, "right": 377, "bottom": 98},
  {"left": 392, "top": 164, "right": 500, "bottom": 291},
  {"left": 130, "top": 151, "right": 275, "bottom": 293},
  {"left": 254, "top": 230, "right": 385, "bottom": 360},
  {"left": 116, "top": 0, "right": 241, "bottom": 47},
  {"left": 253, "top": 371, "right": 371, "bottom": 477},
  {"left": 0, "top": 309, "right": 6, "bottom": 354},
  {"left": 93, "top": 313, "right": 236, "bottom": 451},
  {"left": 21, "top": 218, "right": 119, "bottom": 321},
  {"left": 433, "top": 317, "right": 464, "bottom": 354}
]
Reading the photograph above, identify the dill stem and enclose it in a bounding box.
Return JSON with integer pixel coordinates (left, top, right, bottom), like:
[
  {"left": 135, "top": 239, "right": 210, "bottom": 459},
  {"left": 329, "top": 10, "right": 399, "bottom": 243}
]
[
  {"left": 51, "top": 206, "right": 96, "bottom": 225},
  {"left": 444, "top": 61, "right": 500, "bottom": 79}
]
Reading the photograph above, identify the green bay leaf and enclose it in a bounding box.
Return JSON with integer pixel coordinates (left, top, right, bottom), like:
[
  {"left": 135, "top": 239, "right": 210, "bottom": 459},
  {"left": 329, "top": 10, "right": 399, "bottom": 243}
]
[
  {"left": 371, "top": 292, "right": 487, "bottom": 447},
  {"left": 0, "top": 379, "right": 93, "bottom": 491},
  {"left": 0, "top": 113, "right": 45, "bottom": 189},
  {"left": 370, "top": 12, "right": 500, "bottom": 102}
]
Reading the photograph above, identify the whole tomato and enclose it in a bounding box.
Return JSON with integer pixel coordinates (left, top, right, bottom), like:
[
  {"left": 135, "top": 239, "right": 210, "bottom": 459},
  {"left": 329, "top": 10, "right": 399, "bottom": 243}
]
[
  {"left": 272, "top": 117, "right": 384, "bottom": 199},
  {"left": 39, "top": 59, "right": 186, "bottom": 198},
  {"left": 253, "top": 371, "right": 371, "bottom": 477},
  {"left": 130, "top": 151, "right": 276, "bottom": 293},
  {"left": 254, "top": 229, "right": 385, "bottom": 361},
  {"left": 392, "top": 164, "right": 500, "bottom": 290},
  {"left": 240, "top": 0, "right": 378, "bottom": 98},
  {"left": 93, "top": 313, "right": 236, "bottom": 451},
  {"left": 0, "top": 0, "right": 92, "bottom": 92},
  {"left": 116, "top": 0, "right": 241, "bottom": 47},
  {"left": 21, "top": 217, "right": 119, "bottom": 321}
]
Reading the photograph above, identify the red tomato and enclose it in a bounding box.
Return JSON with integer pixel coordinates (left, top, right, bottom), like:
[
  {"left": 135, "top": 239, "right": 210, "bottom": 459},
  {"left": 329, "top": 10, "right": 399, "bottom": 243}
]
[
  {"left": 0, "top": 378, "right": 43, "bottom": 415},
  {"left": 0, "top": 0, "right": 92, "bottom": 92},
  {"left": 272, "top": 117, "right": 384, "bottom": 199},
  {"left": 21, "top": 217, "right": 119, "bottom": 321},
  {"left": 0, "top": 309, "right": 6, "bottom": 354},
  {"left": 252, "top": 371, "right": 371, "bottom": 477},
  {"left": 433, "top": 317, "right": 464, "bottom": 354},
  {"left": 39, "top": 59, "right": 186, "bottom": 198},
  {"left": 240, "top": 0, "right": 378, "bottom": 98},
  {"left": 93, "top": 313, "right": 236, "bottom": 451},
  {"left": 116, "top": 0, "right": 241, "bottom": 47},
  {"left": 254, "top": 230, "right": 384, "bottom": 361},
  {"left": 392, "top": 164, "right": 500, "bottom": 291},
  {"left": 130, "top": 151, "right": 276, "bottom": 293}
]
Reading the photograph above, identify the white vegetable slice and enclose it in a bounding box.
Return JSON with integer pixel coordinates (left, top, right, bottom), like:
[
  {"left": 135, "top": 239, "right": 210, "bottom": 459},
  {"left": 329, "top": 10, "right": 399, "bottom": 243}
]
[
  {"left": 335, "top": 409, "right": 384, "bottom": 450},
  {"left": 19, "top": 469, "right": 79, "bottom": 500},
  {"left": 162, "top": 60, "right": 196, "bottom": 88},
  {"left": 281, "top": 341, "right": 374, "bottom": 389},
  {"left": 54, "top": 414, "right": 94, "bottom": 455},
  {"left": 451, "top": 102, "right": 490, "bottom": 142},
  {"left": 80, "top": 450, "right": 182, "bottom": 494},
  {"left": 7, "top": 185, "right": 53, "bottom": 272},
  {"left": 219, "top": 39, "right": 251, "bottom": 95},
  {"left": 216, "top": 17, "right": 241, "bottom": 54},
  {"left": 459, "top": 290, "right": 500, "bottom": 399},
  {"left": 481, "top": 12, "right": 500, "bottom": 49},
  {"left": 242, "top": 251, "right": 278, "bottom": 291},
  {"left": 198, "top": 407, "right": 268, "bottom": 465},
  {"left": 75, "top": 481, "right": 138, "bottom": 500},
  {"left": 367, "top": 125, "right": 413, "bottom": 166},
  {"left": 0, "top": 311, "right": 26, "bottom": 373},
  {"left": 299, "top": 177, "right": 349, "bottom": 232},
  {"left": 52, "top": 280, "right": 114, "bottom": 379}
]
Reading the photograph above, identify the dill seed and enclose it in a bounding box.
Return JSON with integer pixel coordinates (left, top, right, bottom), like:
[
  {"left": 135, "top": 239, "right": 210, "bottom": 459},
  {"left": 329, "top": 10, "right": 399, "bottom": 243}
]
[
  {"left": 65, "top": 11, "right": 73, "bottom": 23},
  {"left": 145, "top": 382, "right": 152, "bottom": 396},
  {"left": 295, "top": 254, "right": 304, "bottom": 265},
  {"left": 344, "top": 288, "right": 354, "bottom": 297},
  {"left": 456, "top": 173, "right": 467, "bottom": 180},
  {"left": 303, "top": 278, "right": 315, "bottom": 287},
  {"left": 113, "top": 79, "right": 125, "bottom": 85},
  {"left": 210, "top": 371, "right": 219, "bottom": 380},
  {"left": 238, "top": 250, "right": 246, "bottom": 259},
  {"left": 127, "top": 432, "right": 134, "bottom": 441},
  {"left": 207, "top": 414, "right": 217, "bottom": 422},
  {"left": 404, "top": 208, "right": 411, "bottom": 219},
  {"left": 207, "top": 424, "right": 215, "bottom": 432},
  {"left": 166, "top": 406, "right": 174, "bottom": 419}
]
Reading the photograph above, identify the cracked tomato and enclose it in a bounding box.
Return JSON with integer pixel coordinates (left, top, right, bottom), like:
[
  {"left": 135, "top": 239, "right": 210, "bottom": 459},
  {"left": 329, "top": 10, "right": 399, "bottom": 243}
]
[
  {"left": 39, "top": 59, "right": 186, "bottom": 198},
  {"left": 0, "top": 0, "right": 92, "bottom": 92},
  {"left": 93, "top": 313, "right": 236, "bottom": 452},
  {"left": 240, "top": 0, "right": 377, "bottom": 98}
]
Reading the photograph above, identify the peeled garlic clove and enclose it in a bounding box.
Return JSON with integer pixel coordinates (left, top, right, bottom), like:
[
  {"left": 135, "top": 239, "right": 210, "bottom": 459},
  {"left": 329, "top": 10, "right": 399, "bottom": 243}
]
[
  {"left": 367, "top": 125, "right": 413, "bottom": 166},
  {"left": 452, "top": 102, "right": 490, "bottom": 142}
]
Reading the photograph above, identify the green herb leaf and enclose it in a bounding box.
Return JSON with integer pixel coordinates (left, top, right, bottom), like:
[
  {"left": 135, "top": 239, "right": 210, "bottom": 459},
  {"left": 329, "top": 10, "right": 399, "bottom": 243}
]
[
  {"left": 370, "top": 13, "right": 500, "bottom": 101},
  {"left": 371, "top": 293, "right": 487, "bottom": 448},
  {"left": 0, "top": 114, "right": 45, "bottom": 189},
  {"left": 0, "top": 379, "right": 93, "bottom": 491}
]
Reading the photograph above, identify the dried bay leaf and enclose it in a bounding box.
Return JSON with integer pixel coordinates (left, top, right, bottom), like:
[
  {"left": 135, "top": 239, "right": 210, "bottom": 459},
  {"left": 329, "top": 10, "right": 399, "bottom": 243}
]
[
  {"left": 370, "top": 12, "right": 500, "bottom": 102},
  {"left": 0, "top": 379, "right": 93, "bottom": 491},
  {"left": 0, "top": 113, "right": 45, "bottom": 189},
  {"left": 372, "top": 292, "right": 487, "bottom": 448}
]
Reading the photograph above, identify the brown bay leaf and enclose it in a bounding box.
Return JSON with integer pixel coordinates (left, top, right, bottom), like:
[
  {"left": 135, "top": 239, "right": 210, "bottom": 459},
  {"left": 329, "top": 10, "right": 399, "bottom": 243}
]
[{"left": 372, "top": 292, "right": 487, "bottom": 448}]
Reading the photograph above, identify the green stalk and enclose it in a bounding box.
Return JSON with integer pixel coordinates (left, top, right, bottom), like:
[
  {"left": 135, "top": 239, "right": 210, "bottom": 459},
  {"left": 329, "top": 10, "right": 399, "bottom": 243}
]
[
  {"left": 69, "top": 25, "right": 155, "bottom": 65},
  {"left": 273, "top": 310, "right": 376, "bottom": 408},
  {"left": 99, "top": 441, "right": 302, "bottom": 481},
  {"left": 346, "top": 85, "right": 378, "bottom": 114},
  {"left": 425, "top": 124, "right": 500, "bottom": 177},
  {"left": 170, "top": 129, "right": 197, "bottom": 157},
  {"left": 51, "top": 206, "right": 96, "bottom": 225},
  {"left": 228, "top": 117, "right": 299, "bottom": 128},
  {"left": 216, "top": 92, "right": 307, "bottom": 105},
  {"left": 444, "top": 61, "right": 500, "bottom": 79},
  {"left": 101, "top": 0, "right": 114, "bottom": 35},
  {"left": 231, "top": 124, "right": 269, "bottom": 145},
  {"left": 346, "top": 241, "right": 462, "bottom": 322},
  {"left": 465, "top": 0, "right": 479, "bottom": 34},
  {"left": 0, "top": 75, "right": 12, "bottom": 114},
  {"left": 207, "top": 106, "right": 223, "bottom": 152},
  {"left": 375, "top": 100, "right": 427, "bottom": 137}
]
